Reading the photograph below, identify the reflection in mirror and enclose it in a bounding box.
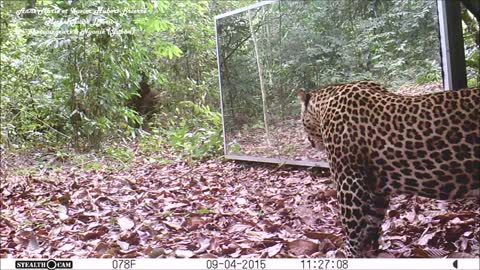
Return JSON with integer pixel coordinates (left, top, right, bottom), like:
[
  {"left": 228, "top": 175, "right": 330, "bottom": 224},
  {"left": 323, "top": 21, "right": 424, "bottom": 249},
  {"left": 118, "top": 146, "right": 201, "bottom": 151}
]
[{"left": 216, "top": 0, "right": 441, "bottom": 166}]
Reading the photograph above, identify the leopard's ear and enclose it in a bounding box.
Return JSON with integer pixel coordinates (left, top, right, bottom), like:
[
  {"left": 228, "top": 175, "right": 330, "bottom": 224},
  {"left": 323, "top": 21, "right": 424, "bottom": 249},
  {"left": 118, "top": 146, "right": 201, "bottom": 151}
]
[{"left": 297, "top": 88, "right": 310, "bottom": 105}]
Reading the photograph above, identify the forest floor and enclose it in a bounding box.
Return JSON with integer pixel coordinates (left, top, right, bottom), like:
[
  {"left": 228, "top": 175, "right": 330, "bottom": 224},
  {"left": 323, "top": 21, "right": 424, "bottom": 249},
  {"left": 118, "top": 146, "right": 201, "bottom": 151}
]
[{"left": 1, "top": 149, "right": 478, "bottom": 258}]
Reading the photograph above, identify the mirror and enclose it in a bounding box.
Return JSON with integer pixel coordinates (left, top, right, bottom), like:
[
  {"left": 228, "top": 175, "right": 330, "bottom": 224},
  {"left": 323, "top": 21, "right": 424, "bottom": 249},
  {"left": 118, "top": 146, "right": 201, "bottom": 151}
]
[{"left": 215, "top": 0, "right": 442, "bottom": 166}]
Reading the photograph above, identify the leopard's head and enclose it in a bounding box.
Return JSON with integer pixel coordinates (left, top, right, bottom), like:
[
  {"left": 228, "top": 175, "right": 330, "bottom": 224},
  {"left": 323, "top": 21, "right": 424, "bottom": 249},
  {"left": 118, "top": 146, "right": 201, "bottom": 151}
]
[{"left": 297, "top": 89, "right": 325, "bottom": 151}]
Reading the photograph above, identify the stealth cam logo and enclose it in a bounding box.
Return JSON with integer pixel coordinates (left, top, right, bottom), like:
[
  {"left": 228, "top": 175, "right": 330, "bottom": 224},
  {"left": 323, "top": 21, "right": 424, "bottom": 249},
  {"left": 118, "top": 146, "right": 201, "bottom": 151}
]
[{"left": 15, "top": 259, "right": 73, "bottom": 270}]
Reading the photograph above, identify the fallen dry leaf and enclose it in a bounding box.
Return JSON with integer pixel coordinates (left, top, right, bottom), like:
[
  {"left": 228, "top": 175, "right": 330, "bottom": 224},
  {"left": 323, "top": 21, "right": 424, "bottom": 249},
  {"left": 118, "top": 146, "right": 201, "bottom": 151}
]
[
  {"left": 117, "top": 217, "right": 135, "bottom": 231},
  {"left": 263, "top": 243, "right": 283, "bottom": 257},
  {"left": 418, "top": 232, "right": 436, "bottom": 246},
  {"left": 288, "top": 239, "right": 318, "bottom": 256},
  {"left": 175, "top": 249, "right": 194, "bottom": 258},
  {"left": 58, "top": 243, "right": 75, "bottom": 251}
]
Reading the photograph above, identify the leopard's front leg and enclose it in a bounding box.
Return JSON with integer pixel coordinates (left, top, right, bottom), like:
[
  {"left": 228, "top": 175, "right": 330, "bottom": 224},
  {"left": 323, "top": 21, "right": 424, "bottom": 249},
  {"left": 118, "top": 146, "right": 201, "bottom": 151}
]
[{"left": 336, "top": 173, "right": 390, "bottom": 257}]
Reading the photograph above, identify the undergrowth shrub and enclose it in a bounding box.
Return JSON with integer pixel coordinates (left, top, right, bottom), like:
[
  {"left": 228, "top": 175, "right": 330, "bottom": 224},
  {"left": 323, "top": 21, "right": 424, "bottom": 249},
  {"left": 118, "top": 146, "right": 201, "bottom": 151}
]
[{"left": 145, "top": 101, "right": 223, "bottom": 161}]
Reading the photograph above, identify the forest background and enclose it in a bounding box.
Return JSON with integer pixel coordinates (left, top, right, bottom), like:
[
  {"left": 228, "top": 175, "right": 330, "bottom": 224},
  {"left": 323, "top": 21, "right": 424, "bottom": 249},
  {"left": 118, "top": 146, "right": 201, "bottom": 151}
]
[{"left": 1, "top": 0, "right": 478, "bottom": 163}]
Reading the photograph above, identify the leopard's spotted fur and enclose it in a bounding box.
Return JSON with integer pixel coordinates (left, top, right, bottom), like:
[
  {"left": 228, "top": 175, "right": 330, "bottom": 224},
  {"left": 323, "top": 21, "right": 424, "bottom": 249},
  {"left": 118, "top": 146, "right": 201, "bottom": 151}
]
[{"left": 298, "top": 81, "right": 480, "bottom": 257}]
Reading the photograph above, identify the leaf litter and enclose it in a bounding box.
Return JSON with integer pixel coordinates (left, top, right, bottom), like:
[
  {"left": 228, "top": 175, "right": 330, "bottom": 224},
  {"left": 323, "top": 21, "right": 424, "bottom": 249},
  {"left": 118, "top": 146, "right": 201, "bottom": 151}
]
[{"left": 1, "top": 152, "right": 478, "bottom": 258}]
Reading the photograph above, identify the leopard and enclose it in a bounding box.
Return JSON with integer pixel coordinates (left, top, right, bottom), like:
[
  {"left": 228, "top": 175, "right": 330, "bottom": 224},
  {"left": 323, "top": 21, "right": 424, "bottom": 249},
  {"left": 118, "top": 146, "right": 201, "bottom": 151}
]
[{"left": 297, "top": 81, "right": 480, "bottom": 257}]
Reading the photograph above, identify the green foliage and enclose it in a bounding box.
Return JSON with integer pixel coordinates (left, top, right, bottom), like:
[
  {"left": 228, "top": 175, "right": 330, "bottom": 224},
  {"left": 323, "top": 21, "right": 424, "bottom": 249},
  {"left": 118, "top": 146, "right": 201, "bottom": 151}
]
[
  {"left": 4, "top": 0, "right": 475, "bottom": 162},
  {"left": 462, "top": 7, "right": 480, "bottom": 88},
  {"left": 104, "top": 145, "right": 134, "bottom": 164},
  {"left": 197, "top": 207, "right": 215, "bottom": 215},
  {"left": 81, "top": 161, "right": 104, "bottom": 171},
  {"left": 227, "top": 141, "right": 242, "bottom": 154},
  {"left": 0, "top": 0, "right": 249, "bottom": 161},
  {"left": 1, "top": 0, "right": 159, "bottom": 149},
  {"left": 1, "top": 3, "right": 66, "bottom": 147},
  {"left": 159, "top": 101, "right": 223, "bottom": 160}
]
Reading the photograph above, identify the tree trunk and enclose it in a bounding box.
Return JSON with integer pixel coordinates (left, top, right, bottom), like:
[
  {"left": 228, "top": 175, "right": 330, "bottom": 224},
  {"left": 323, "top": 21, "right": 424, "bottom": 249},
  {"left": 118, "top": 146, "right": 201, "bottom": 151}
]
[{"left": 248, "top": 9, "right": 271, "bottom": 145}]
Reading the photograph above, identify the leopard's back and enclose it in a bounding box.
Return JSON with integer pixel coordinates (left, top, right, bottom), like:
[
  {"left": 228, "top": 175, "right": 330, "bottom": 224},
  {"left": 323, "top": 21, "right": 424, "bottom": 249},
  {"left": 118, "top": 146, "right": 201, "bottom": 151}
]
[{"left": 322, "top": 86, "right": 480, "bottom": 200}]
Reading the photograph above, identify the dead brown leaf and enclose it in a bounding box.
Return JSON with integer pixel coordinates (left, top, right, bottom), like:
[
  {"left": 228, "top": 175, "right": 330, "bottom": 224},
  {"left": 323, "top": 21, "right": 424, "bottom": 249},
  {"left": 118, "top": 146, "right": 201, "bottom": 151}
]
[
  {"left": 287, "top": 239, "right": 318, "bottom": 256},
  {"left": 118, "top": 216, "right": 135, "bottom": 231}
]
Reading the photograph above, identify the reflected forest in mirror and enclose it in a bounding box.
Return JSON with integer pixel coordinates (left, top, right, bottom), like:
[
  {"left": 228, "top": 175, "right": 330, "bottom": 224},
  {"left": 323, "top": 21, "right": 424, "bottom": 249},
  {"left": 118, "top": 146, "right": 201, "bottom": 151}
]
[{"left": 216, "top": 0, "right": 441, "bottom": 163}]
